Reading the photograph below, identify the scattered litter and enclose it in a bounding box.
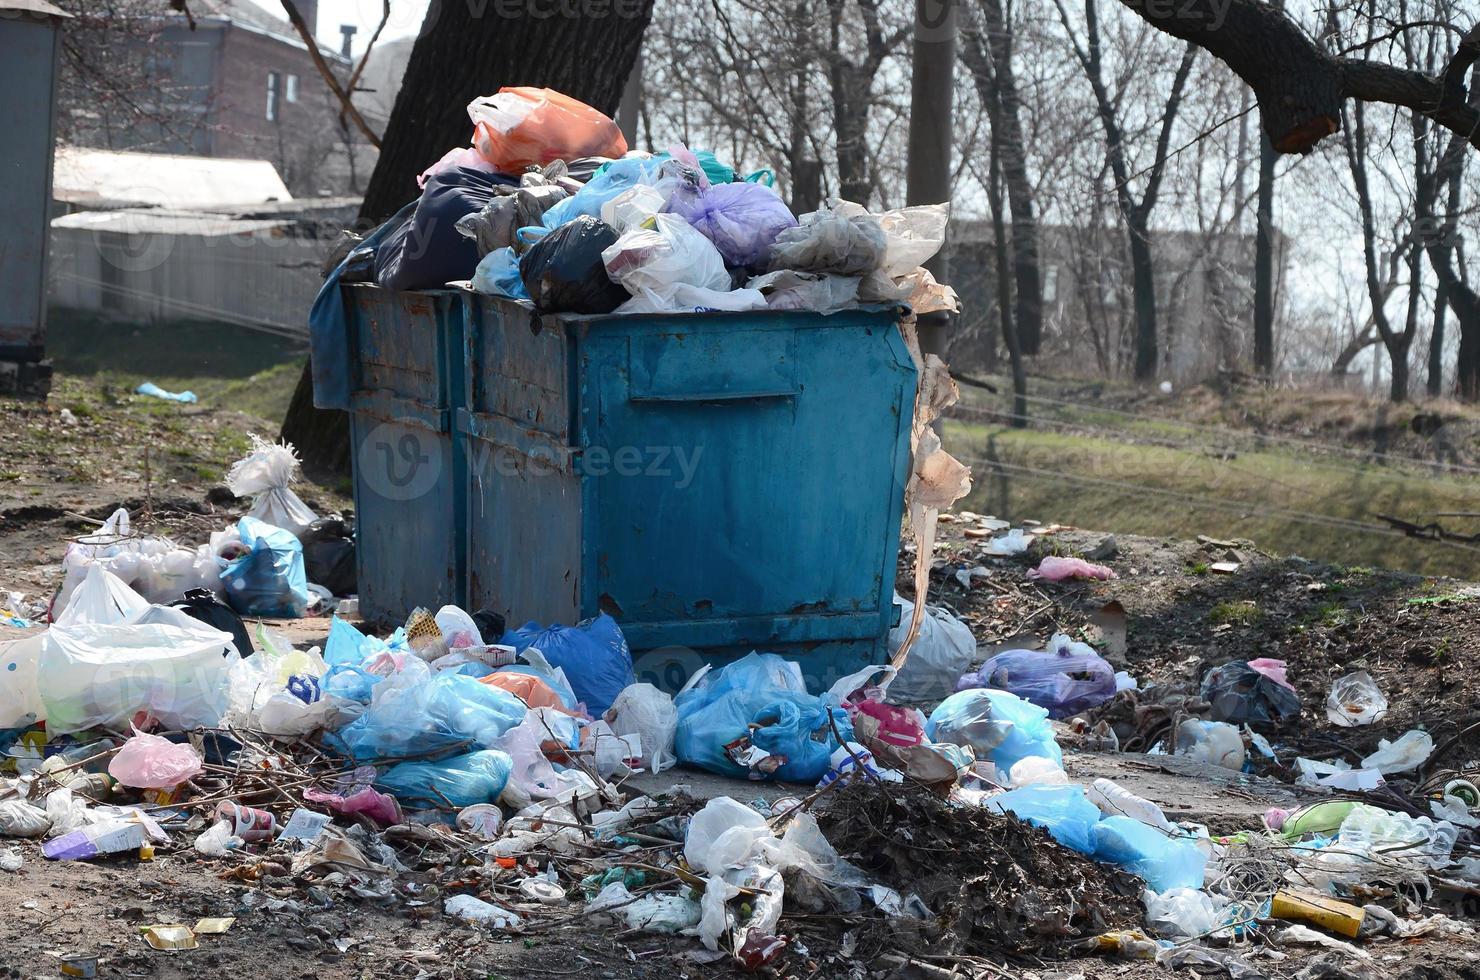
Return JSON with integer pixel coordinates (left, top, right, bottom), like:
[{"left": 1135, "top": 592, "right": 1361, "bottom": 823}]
[
  {"left": 1027, "top": 556, "right": 1118, "bottom": 582},
  {"left": 134, "top": 382, "right": 197, "bottom": 404},
  {"left": 141, "top": 924, "right": 198, "bottom": 951}
]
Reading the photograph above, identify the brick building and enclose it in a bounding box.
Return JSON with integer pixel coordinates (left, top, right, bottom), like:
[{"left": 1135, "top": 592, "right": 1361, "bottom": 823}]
[{"left": 66, "top": 0, "right": 376, "bottom": 197}]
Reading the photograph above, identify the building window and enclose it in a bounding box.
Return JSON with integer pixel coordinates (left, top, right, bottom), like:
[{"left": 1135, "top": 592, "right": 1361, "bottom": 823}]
[
  {"left": 267, "top": 71, "right": 281, "bottom": 121},
  {"left": 286, "top": 74, "right": 300, "bottom": 103}
]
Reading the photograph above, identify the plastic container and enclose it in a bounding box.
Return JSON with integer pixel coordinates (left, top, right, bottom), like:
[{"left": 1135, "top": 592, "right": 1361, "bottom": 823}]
[{"left": 1086, "top": 778, "right": 1176, "bottom": 833}]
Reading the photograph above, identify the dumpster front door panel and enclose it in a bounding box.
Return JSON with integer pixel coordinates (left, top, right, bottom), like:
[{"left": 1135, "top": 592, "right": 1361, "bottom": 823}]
[
  {"left": 579, "top": 312, "right": 915, "bottom": 662},
  {"left": 346, "top": 288, "right": 463, "bottom": 623}
]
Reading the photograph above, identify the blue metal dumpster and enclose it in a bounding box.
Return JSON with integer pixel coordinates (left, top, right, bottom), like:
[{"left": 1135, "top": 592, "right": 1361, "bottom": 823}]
[
  {"left": 344, "top": 286, "right": 466, "bottom": 622},
  {"left": 457, "top": 295, "right": 917, "bottom": 689}
]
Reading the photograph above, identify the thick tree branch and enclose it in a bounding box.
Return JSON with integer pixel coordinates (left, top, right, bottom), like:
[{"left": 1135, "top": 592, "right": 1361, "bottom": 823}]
[{"left": 1115, "top": 0, "right": 1480, "bottom": 153}]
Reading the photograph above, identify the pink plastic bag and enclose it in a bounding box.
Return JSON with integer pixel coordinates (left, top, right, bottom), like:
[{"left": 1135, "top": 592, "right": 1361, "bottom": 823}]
[
  {"left": 108, "top": 729, "right": 203, "bottom": 789},
  {"left": 1027, "top": 556, "right": 1117, "bottom": 582},
  {"left": 1247, "top": 658, "right": 1294, "bottom": 692},
  {"left": 304, "top": 765, "right": 404, "bottom": 826},
  {"left": 852, "top": 701, "right": 925, "bottom": 747}
]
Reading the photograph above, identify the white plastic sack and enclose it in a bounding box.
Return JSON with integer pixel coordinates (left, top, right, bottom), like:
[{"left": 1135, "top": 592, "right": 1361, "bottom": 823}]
[
  {"left": 1145, "top": 887, "right": 1225, "bottom": 940},
  {"left": 834, "top": 200, "right": 950, "bottom": 279},
  {"left": 38, "top": 620, "right": 240, "bottom": 734},
  {"left": 0, "top": 800, "right": 50, "bottom": 838},
  {"left": 53, "top": 509, "right": 222, "bottom": 616},
  {"left": 0, "top": 634, "right": 45, "bottom": 729},
  {"left": 226, "top": 436, "right": 317, "bottom": 536},
  {"left": 614, "top": 283, "right": 766, "bottom": 315},
  {"left": 602, "top": 212, "right": 730, "bottom": 295},
  {"left": 54, "top": 565, "right": 149, "bottom": 627},
  {"left": 600, "top": 184, "right": 668, "bottom": 234},
  {"left": 606, "top": 683, "right": 678, "bottom": 773},
  {"left": 1362, "top": 730, "right": 1433, "bottom": 774},
  {"left": 887, "top": 592, "right": 975, "bottom": 702},
  {"left": 745, "top": 270, "right": 860, "bottom": 312},
  {"left": 684, "top": 797, "right": 773, "bottom": 876}
]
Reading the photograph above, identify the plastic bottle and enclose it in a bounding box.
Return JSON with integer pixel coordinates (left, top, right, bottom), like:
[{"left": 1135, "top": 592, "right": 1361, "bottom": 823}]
[{"left": 1086, "top": 778, "right": 1176, "bottom": 833}]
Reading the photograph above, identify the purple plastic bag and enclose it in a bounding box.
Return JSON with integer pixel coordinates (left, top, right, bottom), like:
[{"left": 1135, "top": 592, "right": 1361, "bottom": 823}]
[
  {"left": 957, "top": 634, "right": 1115, "bottom": 718},
  {"left": 669, "top": 182, "right": 798, "bottom": 267}
]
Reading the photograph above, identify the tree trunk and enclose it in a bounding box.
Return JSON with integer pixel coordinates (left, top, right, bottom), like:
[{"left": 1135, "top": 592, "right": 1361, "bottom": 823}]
[
  {"left": 1430, "top": 278, "right": 1449, "bottom": 397},
  {"left": 988, "top": 127, "right": 1027, "bottom": 427},
  {"left": 1252, "top": 132, "right": 1276, "bottom": 376},
  {"left": 976, "top": 0, "right": 1043, "bottom": 356},
  {"left": 1128, "top": 220, "right": 1157, "bottom": 381},
  {"left": 281, "top": 0, "right": 654, "bottom": 467}
]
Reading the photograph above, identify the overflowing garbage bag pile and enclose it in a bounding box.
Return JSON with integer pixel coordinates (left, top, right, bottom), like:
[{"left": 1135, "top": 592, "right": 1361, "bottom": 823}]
[{"left": 318, "top": 86, "right": 958, "bottom": 320}]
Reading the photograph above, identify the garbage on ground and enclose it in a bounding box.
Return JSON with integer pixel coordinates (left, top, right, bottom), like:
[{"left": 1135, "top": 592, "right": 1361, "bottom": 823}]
[
  {"left": 135, "top": 381, "right": 197, "bottom": 403},
  {"left": 956, "top": 633, "right": 1117, "bottom": 718},
  {"left": 885, "top": 592, "right": 975, "bottom": 701},
  {"left": 1200, "top": 660, "right": 1302, "bottom": 724},
  {"left": 1028, "top": 556, "right": 1117, "bottom": 582},
  {"left": 1326, "top": 670, "right": 1388, "bottom": 727}
]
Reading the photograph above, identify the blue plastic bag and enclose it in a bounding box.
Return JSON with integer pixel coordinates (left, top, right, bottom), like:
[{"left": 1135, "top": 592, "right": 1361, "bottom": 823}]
[
  {"left": 334, "top": 665, "right": 527, "bottom": 761},
  {"left": 674, "top": 652, "right": 849, "bottom": 781},
  {"left": 988, "top": 784, "right": 1101, "bottom": 854},
  {"left": 541, "top": 157, "right": 660, "bottom": 229},
  {"left": 927, "top": 688, "right": 1063, "bottom": 772},
  {"left": 471, "top": 246, "right": 531, "bottom": 300},
  {"left": 322, "top": 663, "right": 381, "bottom": 703},
  {"left": 221, "top": 516, "right": 309, "bottom": 618},
  {"left": 1092, "top": 815, "right": 1207, "bottom": 891},
  {"left": 669, "top": 182, "right": 798, "bottom": 267},
  {"left": 506, "top": 615, "right": 634, "bottom": 717},
  {"left": 958, "top": 634, "right": 1117, "bottom": 719},
  {"left": 375, "top": 749, "right": 513, "bottom": 808}
]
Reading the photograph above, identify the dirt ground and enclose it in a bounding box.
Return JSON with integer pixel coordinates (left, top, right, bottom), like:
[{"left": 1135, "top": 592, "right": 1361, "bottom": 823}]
[{"left": 5, "top": 386, "right": 1480, "bottom": 978}]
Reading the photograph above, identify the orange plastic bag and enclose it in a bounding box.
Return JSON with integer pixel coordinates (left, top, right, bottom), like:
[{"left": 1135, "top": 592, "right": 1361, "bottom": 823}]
[
  {"left": 468, "top": 87, "right": 627, "bottom": 172},
  {"left": 480, "top": 671, "right": 575, "bottom": 714}
]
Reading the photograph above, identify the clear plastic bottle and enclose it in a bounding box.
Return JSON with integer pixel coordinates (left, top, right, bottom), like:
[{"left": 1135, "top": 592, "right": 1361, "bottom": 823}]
[{"left": 1087, "top": 777, "right": 1176, "bottom": 832}]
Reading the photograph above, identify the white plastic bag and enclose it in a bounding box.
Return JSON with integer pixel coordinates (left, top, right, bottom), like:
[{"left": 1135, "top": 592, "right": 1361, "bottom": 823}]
[
  {"left": 614, "top": 283, "right": 766, "bottom": 315},
  {"left": 887, "top": 592, "right": 975, "bottom": 702},
  {"left": 1326, "top": 671, "right": 1388, "bottom": 727},
  {"left": 0, "top": 634, "right": 45, "bottom": 729},
  {"left": 832, "top": 200, "right": 950, "bottom": 279},
  {"left": 745, "top": 270, "right": 860, "bottom": 312},
  {"left": 1174, "top": 719, "right": 1245, "bottom": 771},
  {"left": 1362, "top": 730, "right": 1434, "bottom": 774},
  {"left": 226, "top": 436, "right": 317, "bottom": 536},
  {"left": 38, "top": 620, "right": 240, "bottom": 734},
  {"left": 1145, "top": 887, "right": 1225, "bottom": 940},
  {"left": 445, "top": 894, "right": 522, "bottom": 928},
  {"left": 602, "top": 212, "right": 731, "bottom": 303},
  {"left": 600, "top": 185, "right": 668, "bottom": 234},
  {"left": 605, "top": 683, "right": 678, "bottom": 773},
  {"left": 0, "top": 800, "right": 51, "bottom": 838},
  {"left": 684, "top": 797, "right": 773, "bottom": 876},
  {"left": 54, "top": 565, "right": 149, "bottom": 627}
]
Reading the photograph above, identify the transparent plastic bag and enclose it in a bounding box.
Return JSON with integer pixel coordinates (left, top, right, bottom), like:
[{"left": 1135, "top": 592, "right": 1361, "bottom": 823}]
[
  {"left": 958, "top": 634, "right": 1116, "bottom": 718},
  {"left": 0, "top": 634, "right": 44, "bottom": 728},
  {"left": 668, "top": 182, "right": 797, "bottom": 267},
  {"left": 541, "top": 157, "right": 661, "bottom": 229},
  {"left": 468, "top": 87, "right": 626, "bottom": 172},
  {"left": 926, "top": 688, "right": 1062, "bottom": 772},
  {"left": 600, "top": 185, "right": 668, "bottom": 234},
  {"left": 602, "top": 213, "right": 731, "bottom": 296},
  {"left": 1327, "top": 671, "right": 1388, "bottom": 727},
  {"left": 768, "top": 201, "right": 887, "bottom": 276},
  {"left": 745, "top": 270, "right": 860, "bottom": 312},
  {"left": 685, "top": 796, "right": 772, "bottom": 875}
]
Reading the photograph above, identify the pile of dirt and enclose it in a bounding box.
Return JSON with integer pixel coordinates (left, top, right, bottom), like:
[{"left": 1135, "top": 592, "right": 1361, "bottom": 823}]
[{"left": 814, "top": 782, "right": 1143, "bottom": 959}]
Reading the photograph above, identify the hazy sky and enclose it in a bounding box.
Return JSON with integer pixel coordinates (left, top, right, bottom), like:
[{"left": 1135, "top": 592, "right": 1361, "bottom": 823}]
[{"left": 309, "top": 0, "right": 432, "bottom": 47}]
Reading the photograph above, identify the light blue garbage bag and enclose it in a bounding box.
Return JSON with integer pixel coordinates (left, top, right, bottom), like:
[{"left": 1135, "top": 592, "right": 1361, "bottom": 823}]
[
  {"left": 987, "top": 784, "right": 1102, "bottom": 855},
  {"left": 540, "top": 157, "right": 660, "bottom": 229},
  {"left": 375, "top": 749, "right": 513, "bottom": 809},
  {"left": 333, "top": 663, "right": 527, "bottom": 761},
  {"left": 926, "top": 688, "right": 1063, "bottom": 773},
  {"left": 220, "top": 516, "right": 310, "bottom": 618},
  {"left": 1092, "top": 815, "right": 1207, "bottom": 891},
  {"left": 471, "top": 246, "right": 530, "bottom": 301},
  {"left": 673, "top": 652, "right": 851, "bottom": 782},
  {"left": 505, "top": 614, "right": 634, "bottom": 717}
]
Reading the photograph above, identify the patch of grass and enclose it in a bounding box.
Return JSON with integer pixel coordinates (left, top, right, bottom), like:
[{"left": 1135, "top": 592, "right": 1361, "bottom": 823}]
[
  {"left": 947, "top": 421, "right": 1480, "bottom": 579},
  {"left": 1189, "top": 562, "right": 1210, "bottom": 576},
  {"left": 1208, "top": 600, "right": 1262, "bottom": 626}
]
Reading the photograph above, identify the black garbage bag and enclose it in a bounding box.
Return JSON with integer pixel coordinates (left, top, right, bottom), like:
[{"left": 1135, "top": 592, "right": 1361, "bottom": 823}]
[
  {"left": 299, "top": 517, "right": 357, "bottom": 597},
  {"left": 170, "top": 588, "right": 254, "bottom": 657},
  {"left": 1200, "top": 661, "right": 1301, "bottom": 725},
  {"left": 472, "top": 609, "right": 507, "bottom": 645},
  {"left": 520, "top": 216, "right": 629, "bottom": 314},
  {"left": 374, "top": 166, "right": 519, "bottom": 291}
]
